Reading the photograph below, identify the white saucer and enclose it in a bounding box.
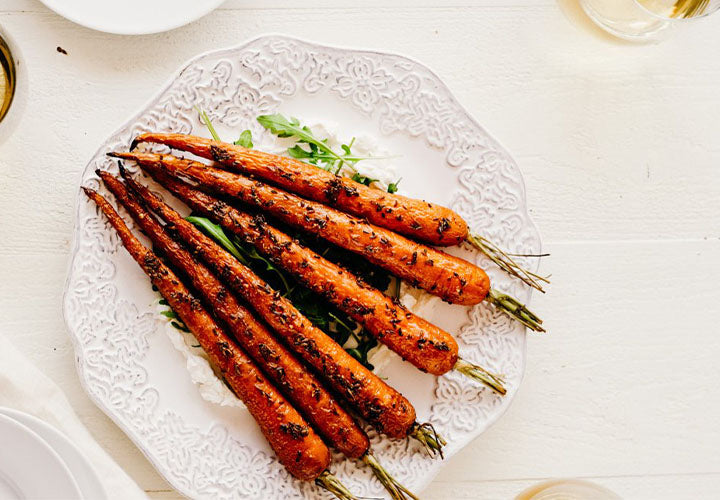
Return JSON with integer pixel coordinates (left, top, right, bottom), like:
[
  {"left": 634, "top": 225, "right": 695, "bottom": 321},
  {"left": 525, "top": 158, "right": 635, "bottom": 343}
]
[
  {"left": 0, "top": 413, "right": 83, "bottom": 499},
  {"left": 38, "top": 0, "right": 225, "bottom": 35},
  {"left": 0, "top": 407, "right": 106, "bottom": 499}
]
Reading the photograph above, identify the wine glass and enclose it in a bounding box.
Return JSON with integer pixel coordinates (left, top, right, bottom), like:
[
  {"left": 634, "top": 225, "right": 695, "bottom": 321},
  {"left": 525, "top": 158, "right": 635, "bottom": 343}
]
[
  {"left": 579, "top": 0, "right": 720, "bottom": 41},
  {"left": 0, "top": 26, "right": 24, "bottom": 143},
  {"left": 516, "top": 479, "right": 621, "bottom": 500}
]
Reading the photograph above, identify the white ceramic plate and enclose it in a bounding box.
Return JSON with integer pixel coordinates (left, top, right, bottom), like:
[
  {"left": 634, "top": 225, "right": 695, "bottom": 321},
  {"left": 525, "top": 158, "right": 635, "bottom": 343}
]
[
  {"left": 0, "top": 408, "right": 107, "bottom": 500},
  {"left": 63, "top": 35, "right": 541, "bottom": 499},
  {"left": 39, "top": 0, "right": 225, "bottom": 35},
  {"left": 0, "top": 413, "right": 83, "bottom": 499}
]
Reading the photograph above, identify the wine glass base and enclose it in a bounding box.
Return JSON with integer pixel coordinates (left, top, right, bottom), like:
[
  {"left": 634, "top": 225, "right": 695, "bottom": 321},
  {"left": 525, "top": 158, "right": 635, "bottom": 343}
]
[{"left": 579, "top": 0, "right": 675, "bottom": 41}]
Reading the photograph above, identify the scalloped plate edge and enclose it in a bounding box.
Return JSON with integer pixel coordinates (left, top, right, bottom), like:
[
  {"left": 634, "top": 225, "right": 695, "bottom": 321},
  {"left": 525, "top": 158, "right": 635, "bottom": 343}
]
[{"left": 61, "top": 33, "right": 541, "bottom": 498}]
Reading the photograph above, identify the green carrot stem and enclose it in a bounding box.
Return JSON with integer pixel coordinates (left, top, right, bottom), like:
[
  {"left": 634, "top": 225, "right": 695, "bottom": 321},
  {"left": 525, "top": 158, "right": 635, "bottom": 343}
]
[
  {"left": 454, "top": 358, "right": 507, "bottom": 395},
  {"left": 362, "top": 453, "right": 419, "bottom": 500},
  {"left": 467, "top": 233, "right": 549, "bottom": 293},
  {"left": 487, "top": 289, "right": 545, "bottom": 332},
  {"left": 408, "top": 422, "right": 447, "bottom": 459},
  {"left": 315, "top": 470, "right": 358, "bottom": 500}
]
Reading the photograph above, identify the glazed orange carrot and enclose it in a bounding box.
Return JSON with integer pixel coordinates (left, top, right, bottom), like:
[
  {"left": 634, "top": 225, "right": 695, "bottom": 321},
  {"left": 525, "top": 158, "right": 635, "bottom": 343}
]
[
  {"left": 98, "top": 171, "right": 417, "bottom": 499},
  {"left": 110, "top": 151, "right": 489, "bottom": 306},
  {"left": 98, "top": 170, "right": 367, "bottom": 458},
  {"left": 131, "top": 132, "right": 468, "bottom": 246},
  {"left": 81, "top": 188, "right": 361, "bottom": 498},
  {"left": 117, "top": 169, "right": 446, "bottom": 456},
  {"left": 116, "top": 156, "right": 505, "bottom": 394}
]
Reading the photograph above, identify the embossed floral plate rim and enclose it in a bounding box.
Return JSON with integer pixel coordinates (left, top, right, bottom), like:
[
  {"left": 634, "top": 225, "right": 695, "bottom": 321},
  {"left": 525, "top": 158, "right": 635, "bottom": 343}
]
[{"left": 62, "top": 34, "right": 541, "bottom": 499}]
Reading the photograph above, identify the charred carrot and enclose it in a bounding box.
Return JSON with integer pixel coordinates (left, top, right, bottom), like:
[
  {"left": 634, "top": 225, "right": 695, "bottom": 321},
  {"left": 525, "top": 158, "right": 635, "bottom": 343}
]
[
  {"left": 133, "top": 132, "right": 549, "bottom": 292},
  {"left": 111, "top": 151, "right": 542, "bottom": 332},
  {"left": 117, "top": 157, "right": 505, "bottom": 394},
  {"left": 116, "top": 169, "right": 446, "bottom": 456},
  {"left": 131, "top": 132, "right": 467, "bottom": 245},
  {"left": 111, "top": 152, "right": 489, "bottom": 306},
  {"left": 98, "top": 171, "right": 417, "bottom": 500},
  {"left": 82, "top": 187, "right": 358, "bottom": 499}
]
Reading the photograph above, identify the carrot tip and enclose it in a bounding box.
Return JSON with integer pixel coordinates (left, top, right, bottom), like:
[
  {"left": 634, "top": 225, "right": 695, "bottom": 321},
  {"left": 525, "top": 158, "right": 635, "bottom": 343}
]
[
  {"left": 119, "top": 165, "right": 133, "bottom": 183},
  {"left": 108, "top": 151, "right": 139, "bottom": 161}
]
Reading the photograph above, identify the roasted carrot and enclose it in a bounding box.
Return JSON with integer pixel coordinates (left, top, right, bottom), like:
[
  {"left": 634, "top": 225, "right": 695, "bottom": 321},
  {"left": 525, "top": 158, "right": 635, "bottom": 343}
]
[
  {"left": 133, "top": 132, "right": 550, "bottom": 293},
  {"left": 98, "top": 170, "right": 366, "bottom": 457},
  {"left": 98, "top": 171, "right": 417, "bottom": 500},
  {"left": 131, "top": 132, "right": 468, "bottom": 246},
  {"left": 115, "top": 156, "right": 505, "bottom": 394},
  {"left": 81, "top": 187, "right": 361, "bottom": 499},
  {"left": 110, "top": 152, "right": 489, "bottom": 306},
  {"left": 117, "top": 169, "right": 446, "bottom": 456},
  {"left": 112, "top": 151, "right": 543, "bottom": 331}
]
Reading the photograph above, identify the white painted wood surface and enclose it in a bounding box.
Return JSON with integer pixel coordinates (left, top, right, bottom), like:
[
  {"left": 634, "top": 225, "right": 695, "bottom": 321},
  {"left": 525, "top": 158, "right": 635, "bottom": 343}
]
[{"left": 1, "top": 1, "right": 719, "bottom": 498}]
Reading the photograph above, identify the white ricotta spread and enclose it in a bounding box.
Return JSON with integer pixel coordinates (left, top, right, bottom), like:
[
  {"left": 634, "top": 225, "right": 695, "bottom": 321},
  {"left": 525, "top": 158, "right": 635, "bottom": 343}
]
[{"left": 159, "top": 303, "right": 244, "bottom": 409}]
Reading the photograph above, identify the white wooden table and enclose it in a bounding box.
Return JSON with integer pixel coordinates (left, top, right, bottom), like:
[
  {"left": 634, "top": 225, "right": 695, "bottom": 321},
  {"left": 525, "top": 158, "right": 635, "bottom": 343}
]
[{"left": 1, "top": 1, "right": 719, "bottom": 498}]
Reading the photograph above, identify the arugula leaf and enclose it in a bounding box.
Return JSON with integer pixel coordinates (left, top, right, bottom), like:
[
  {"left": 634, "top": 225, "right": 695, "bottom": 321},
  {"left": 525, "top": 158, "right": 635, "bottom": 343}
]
[
  {"left": 184, "top": 215, "right": 293, "bottom": 296},
  {"left": 185, "top": 216, "right": 247, "bottom": 263},
  {"left": 286, "top": 144, "right": 312, "bottom": 159},
  {"left": 230, "top": 235, "right": 293, "bottom": 295},
  {"left": 351, "top": 173, "right": 379, "bottom": 187},
  {"left": 257, "top": 113, "right": 358, "bottom": 173},
  {"left": 258, "top": 113, "right": 397, "bottom": 182},
  {"left": 346, "top": 337, "right": 377, "bottom": 371},
  {"left": 257, "top": 113, "right": 315, "bottom": 141},
  {"left": 160, "top": 310, "right": 178, "bottom": 319},
  {"left": 171, "top": 321, "right": 190, "bottom": 333},
  {"left": 387, "top": 178, "right": 401, "bottom": 194},
  {"left": 234, "top": 129, "right": 253, "bottom": 148},
  {"left": 158, "top": 304, "right": 190, "bottom": 332}
]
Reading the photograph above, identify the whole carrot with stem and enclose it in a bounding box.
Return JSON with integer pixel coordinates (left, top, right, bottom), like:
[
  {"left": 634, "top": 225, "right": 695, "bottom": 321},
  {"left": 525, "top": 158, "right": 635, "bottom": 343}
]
[
  {"left": 111, "top": 150, "right": 542, "bottom": 332},
  {"left": 98, "top": 170, "right": 417, "bottom": 500},
  {"left": 118, "top": 155, "right": 506, "bottom": 393},
  {"left": 117, "top": 168, "right": 447, "bottom": 456},
  {"left": 82, "top": 187, "right": 355, "bottom": 499},
  {"left": 132, "top": 132, "right": 467, "bottom": 245},
  {"left": 132, "top": 130, "right": 549, "bottom": 292}
]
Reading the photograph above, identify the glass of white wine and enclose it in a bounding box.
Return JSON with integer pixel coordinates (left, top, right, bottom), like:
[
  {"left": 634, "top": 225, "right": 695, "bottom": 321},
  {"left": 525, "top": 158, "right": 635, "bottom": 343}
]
[
  {"left": 580, "top": 0, "right": 720, "bottom": 41},
  {"left": 516, "top": 479, "right": 621, "bottom": 500},
  {"left": 0, "top": 26, "right": 23, "bottom": 143}
]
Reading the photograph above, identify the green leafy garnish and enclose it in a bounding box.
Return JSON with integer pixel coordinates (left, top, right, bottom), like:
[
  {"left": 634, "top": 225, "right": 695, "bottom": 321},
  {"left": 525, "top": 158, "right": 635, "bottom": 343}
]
[
  {"left": 185, "top": 216, "right": 246, "bottom": 263},
  {"left": 258, "top": 113, "right": 372, "bottom": 173},
  {"left": 158, "top": 302, "right": 190, "bottom": 332},
  {"left": 171, "top": 321, "right": 190, "bottom": 333},
  {"left": 351, "top": 173, "right": 379, "bottom": 187},
  {"left": 230, "top": 235, "right": 293, "bottom": 294},
  {"left": 387, "top": 178, "right": 401, "bottom": 194},
  {"left": 258, "top": 113, "right": 399, "bottom": 193},
  {"left": 234, "top": 129, "right": 253, "bottom": 148}
]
